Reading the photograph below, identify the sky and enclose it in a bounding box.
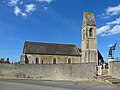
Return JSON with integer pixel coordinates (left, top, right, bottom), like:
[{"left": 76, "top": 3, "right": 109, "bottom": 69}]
[{"left": 0, "top": 0, "right": 120, "bottom": 62}]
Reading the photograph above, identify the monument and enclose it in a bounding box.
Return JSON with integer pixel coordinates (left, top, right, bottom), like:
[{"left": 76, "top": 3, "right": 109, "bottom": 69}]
[{"left": 108, "top": 43, "right": 117, "bottom": 62}]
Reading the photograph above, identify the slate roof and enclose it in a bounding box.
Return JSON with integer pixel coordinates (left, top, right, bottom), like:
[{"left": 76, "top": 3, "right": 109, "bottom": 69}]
[{"left": 23, "top": 41, "right": 81, "bottom": 56}]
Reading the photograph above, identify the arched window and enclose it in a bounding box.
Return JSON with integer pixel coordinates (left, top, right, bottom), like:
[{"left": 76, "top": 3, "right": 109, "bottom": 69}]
[
  {"left": 25, "top": 55, "right": 29, "bottom": 64},
  {"left": 36, "top": 57, "right": 39, "bottom": 64},
  {"left": 83, "top": 32, "right": 85, "bottom": 39},
  {"left": 41, "top": 59, "right": 43, "bottom": 64},
  {"left": 89, "top": 28, "right": 93, "bottom": 37},
  {"left": 68, "top": 58, "right": 72, "bottom": 64},
  {"left": 53, "top": 58, "right": 56, "bottom": 64},
  {"left": 83, "top": 30, "right": 85, "bottom": 39}
]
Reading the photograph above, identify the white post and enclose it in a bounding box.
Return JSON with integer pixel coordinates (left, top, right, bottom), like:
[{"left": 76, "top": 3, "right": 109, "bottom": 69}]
[
  {"left": 98, "top": 65, "right": 102, "bottom": 76},
  {"left": 108, "top": 58, "right": 114, "bottom": 75},
  {"left": 103, "top": 63, "right": 106, "bottom": 70}
]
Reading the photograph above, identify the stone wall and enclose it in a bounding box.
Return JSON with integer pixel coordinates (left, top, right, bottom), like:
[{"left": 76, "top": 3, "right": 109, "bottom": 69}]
[
  {"left": 0, "top": 63, "right": 96, "bottom": 80},
  {"left": 109, "top": 61, "right": 120, "bottom": 79}
]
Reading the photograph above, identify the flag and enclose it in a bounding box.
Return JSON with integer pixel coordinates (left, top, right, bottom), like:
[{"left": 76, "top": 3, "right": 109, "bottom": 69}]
[{"left": 112, "top": 42, "right": 117, "bottom": 50}]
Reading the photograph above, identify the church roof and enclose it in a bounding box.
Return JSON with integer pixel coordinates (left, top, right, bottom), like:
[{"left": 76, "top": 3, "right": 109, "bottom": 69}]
[{"left": 23, "top": 41, "right": 81, "bottom": 56}]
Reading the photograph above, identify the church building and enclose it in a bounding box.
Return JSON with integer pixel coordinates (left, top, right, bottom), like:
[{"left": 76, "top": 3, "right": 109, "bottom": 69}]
[{"left": 20, "top": 12, "right": 104, "bottom": 65}]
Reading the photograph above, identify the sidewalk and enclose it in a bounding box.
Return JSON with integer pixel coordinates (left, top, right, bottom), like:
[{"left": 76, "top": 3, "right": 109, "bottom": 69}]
[{"left": 96, "top": 75, "right": 120, "bottom": 85}]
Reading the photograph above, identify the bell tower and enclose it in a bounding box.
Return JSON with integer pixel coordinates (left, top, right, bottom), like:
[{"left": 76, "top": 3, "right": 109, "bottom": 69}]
[{"left": 81, "top": 12, "right": 98, "bottom": 63}]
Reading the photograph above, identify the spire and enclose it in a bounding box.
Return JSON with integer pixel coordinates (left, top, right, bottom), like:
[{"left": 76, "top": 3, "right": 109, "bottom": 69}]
[{"left": 82, "top": 12, "right": 96, "bottom": 28}]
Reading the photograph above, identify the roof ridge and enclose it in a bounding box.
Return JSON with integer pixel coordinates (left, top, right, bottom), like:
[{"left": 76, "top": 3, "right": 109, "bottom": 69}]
[{"left": 25, "top": 41, "right": 76, "bottom": 46}]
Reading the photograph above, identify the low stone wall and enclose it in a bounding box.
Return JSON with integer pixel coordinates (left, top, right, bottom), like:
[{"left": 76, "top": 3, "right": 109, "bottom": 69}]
[
  {"left": 0, "top": 63, "right": 96, "bottom": 81},
  {"left": 109, "top": 61, "right": 120, "bottom": 79}
]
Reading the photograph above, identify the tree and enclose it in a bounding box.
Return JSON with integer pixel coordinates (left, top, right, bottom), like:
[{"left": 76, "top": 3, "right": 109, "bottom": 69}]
[
  {"left": 5, "top": 58, "right": 10, "bottom": 64},
  {"left": 0, "top": 58, "right": 5, "bottom": 63}
]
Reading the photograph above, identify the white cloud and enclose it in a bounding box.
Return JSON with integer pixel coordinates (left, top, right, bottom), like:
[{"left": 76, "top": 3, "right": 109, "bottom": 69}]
[
  {"left": 4, "top": 0, "right": 55, "bottom": 17},
  {"left": 37, "top": 0, "right": 54, "bottom": 4},
  {"left": 98, "top": 25, "right": 120, "bottom": 36},
  {"left": 96, "top": 4, "right": 120, "bottom": 37},
  {"left": 98, "top": 4, "right": 120, "bottom": 19},
  {"left": 106, "top": 4, "right": 120, "bottom": 16},
  {"left": 100, "top": 33, "right": 110, "bottom": 37},
  {"left": 106, "top": 17, "right": 120, "bottom": 25},
  {"left": 97, "top": 5, "right": 120, "bottom": 37},
  {"left": 108, "top": 44, "right": 113, "bottom": 47},
  {"left": 14, "top": 6, "right": 21, "bottom": 16},
  {"left": 97, "top": 25, "right": 110, "bottom": 35},
  {"left": 43, "top": 7, "right": 48, "bottom": 10},
  {"left": 14, "top": 3, "right": 36, "bottom": 17},
  {"left": 21, "top": 12, "right": 27, "bottom": 17},
  {"left": 8, "top": 0, "right": 19, "bottom": 6},
  {"left": 108, "top": 25, "right": 120, "bottom": 34},
  {"left": 25, "top": 4, "right": 36, "bottom": 13},
  {"left": 14, "top": 6, "right": 27, "bottom": 17}
]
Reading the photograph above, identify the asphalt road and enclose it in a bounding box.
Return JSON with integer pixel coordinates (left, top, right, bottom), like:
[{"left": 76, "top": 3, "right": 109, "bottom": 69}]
[{"left": 0, "top": 79, "right": 120, "bottom": 90}]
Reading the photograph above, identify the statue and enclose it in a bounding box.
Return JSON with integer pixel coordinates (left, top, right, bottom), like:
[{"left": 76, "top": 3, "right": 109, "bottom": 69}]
[{"left": 108, "top": 43, "right": 117, "bottom": 59}]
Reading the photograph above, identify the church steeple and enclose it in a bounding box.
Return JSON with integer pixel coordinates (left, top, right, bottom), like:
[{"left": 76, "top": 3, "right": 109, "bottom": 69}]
[
  {"left": 82, "top": 12, "right": 96, "bottom": 28},
  {"left": 81, "top": 12, "right": 98, "bottom": 63}
]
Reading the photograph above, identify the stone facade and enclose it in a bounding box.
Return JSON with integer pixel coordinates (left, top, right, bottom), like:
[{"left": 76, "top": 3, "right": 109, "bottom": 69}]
[
  {"left": 20, "top": 54, "right": 81, "bottom": 64},
  {"left": 81, "top": 12, "right": 98, "bottom": 64}
]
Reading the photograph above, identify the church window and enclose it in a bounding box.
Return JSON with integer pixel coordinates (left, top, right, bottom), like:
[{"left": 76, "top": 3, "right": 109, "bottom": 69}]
[
  {"left": 83, "top": 33, "right": 85, "bottom": 39},
  {"left": 53, "top": 58, "right": 56, "bottom": 64},
  {"left": 68, "top": 58, "right": 72, "bottom": 64},
  {"left": 25, "top": 55, "right": 29, "bottom": 64},
  {"left": 83, "top": 29, "right": 85, "bottom": 39},
  {"left": 86, "top": 40, "right": 89, "bottom": 49},
  {"left": 89, "top": 28, "right": 93, "bottom": 37},
  {"left": 41, "top": 59, "right": 43, "bottom": 64},
  {"left": 36, "top": 57, "right": 39, "bottom": 64},
  {"left": 86, "top": 27, "right": 88, "bottom": 38}
]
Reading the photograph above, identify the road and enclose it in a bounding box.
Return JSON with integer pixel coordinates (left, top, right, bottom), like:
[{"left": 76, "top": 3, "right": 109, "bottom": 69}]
[{"left": 0, "top": 79, "right": 120, "bottom": 90}]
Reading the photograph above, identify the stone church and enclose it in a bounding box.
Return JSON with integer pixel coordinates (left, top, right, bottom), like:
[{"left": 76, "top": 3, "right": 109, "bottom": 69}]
[{"left": 20, "top": 12, "right": 104, "bottom": 65}]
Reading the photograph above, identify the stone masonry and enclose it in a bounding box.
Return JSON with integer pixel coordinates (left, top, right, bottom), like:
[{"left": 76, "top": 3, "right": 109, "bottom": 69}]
[{"left": 0, "top": 63, "right": 96, "bottom": 80}]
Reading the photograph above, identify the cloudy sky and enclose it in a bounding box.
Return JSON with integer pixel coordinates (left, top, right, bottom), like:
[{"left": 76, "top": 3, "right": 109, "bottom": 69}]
[{"left": 0, "top": 0, "right": 120, "bottom": 62}]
